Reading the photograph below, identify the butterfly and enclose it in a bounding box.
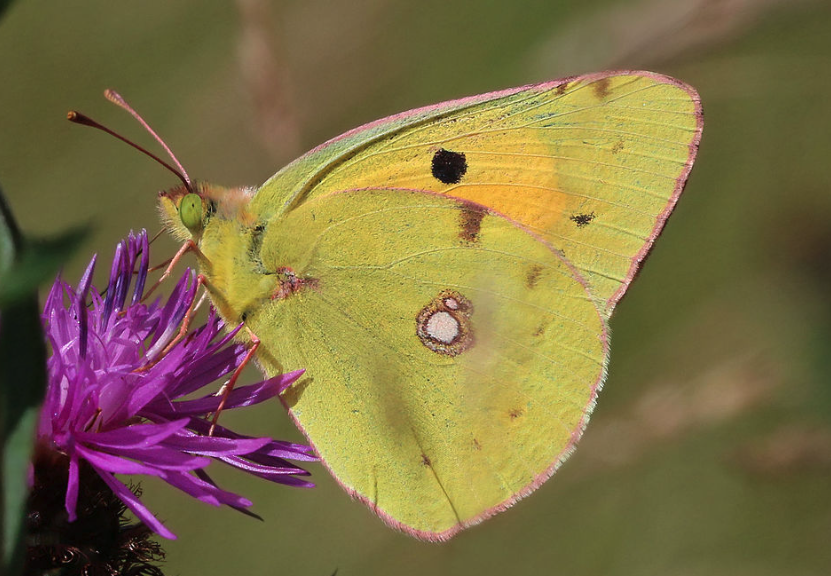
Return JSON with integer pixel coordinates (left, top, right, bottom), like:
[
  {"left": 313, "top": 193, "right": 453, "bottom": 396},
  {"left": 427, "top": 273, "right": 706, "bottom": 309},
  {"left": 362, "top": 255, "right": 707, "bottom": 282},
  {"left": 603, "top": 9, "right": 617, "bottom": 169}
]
[{"left": 73, "top": 70, "right": 702, "bottom": 541}]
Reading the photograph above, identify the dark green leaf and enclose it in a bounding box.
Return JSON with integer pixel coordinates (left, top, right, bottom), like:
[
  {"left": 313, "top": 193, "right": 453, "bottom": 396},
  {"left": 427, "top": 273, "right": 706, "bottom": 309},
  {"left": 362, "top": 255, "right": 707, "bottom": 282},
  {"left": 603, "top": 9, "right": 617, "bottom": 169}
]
[
  {"left": 0, "top": 184, "right": 79, "bottom": 574},
  {"left": 0, "top": 0, "right": 14, "bottom": 21},
  {"left": 0, "top": 228, "right": 88, "bottom": 309},
  {"left": 0, "top": 181, "right": 23, "bottom": 277}
]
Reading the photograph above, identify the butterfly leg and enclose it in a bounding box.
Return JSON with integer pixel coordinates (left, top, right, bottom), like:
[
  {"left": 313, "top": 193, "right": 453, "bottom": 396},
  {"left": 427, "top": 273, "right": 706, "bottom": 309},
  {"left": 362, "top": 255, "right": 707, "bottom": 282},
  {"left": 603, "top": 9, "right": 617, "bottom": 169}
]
[
  {"left": 209, "top": 327, "right": 260, "bottom": 436},
  {"left": 156, "top": 274, "right": 209, "bottom": 358},
  {"left": 142, "top": 239, "right": 207, "bottom": 302},
  {"left": 135, "top": 273, "right": 208, "bottom": 372}
]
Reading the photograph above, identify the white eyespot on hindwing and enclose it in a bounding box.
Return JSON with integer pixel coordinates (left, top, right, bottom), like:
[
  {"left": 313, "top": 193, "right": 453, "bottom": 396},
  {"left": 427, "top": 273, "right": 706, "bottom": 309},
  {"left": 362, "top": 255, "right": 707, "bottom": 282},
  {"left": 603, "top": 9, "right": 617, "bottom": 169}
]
[
  {"left": 416, "top": 290, "right": 474, "bottom": 356},
  {"left": 425, "top": 311, "right": 458, "bottom": 343}
]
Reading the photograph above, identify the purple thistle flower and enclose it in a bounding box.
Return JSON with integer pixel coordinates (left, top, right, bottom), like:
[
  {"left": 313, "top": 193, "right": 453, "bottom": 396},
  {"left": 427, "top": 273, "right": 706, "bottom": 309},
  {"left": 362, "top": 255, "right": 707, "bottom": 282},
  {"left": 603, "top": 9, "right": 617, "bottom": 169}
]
[{"left": 37, "top": 230, "right": 315, "bottom": 540}]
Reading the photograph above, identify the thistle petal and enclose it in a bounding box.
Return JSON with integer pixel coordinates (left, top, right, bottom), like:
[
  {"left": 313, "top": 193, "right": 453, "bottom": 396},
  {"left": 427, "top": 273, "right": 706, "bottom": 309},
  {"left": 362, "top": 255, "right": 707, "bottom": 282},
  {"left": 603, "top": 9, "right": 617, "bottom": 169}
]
[{"left": 37, "top": 230, "right": 315, "bottom": 539}]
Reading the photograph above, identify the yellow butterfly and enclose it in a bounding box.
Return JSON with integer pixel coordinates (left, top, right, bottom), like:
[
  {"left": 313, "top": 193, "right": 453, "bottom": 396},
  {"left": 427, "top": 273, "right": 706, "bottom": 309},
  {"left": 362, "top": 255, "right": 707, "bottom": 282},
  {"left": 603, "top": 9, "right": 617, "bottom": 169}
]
[{"left": 76, "top": 70, "right": 702, "bottom": 541}]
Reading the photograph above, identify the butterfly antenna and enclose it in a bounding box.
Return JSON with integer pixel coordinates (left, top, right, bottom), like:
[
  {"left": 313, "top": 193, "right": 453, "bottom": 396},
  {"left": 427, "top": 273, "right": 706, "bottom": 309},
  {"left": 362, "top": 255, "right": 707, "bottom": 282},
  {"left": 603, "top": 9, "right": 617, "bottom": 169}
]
[
  {"left": 103, "top": 89, "right": 192, "bottom": 187},
  {"left": 67, "top": 101, "right": 192, "bottom": 191}
]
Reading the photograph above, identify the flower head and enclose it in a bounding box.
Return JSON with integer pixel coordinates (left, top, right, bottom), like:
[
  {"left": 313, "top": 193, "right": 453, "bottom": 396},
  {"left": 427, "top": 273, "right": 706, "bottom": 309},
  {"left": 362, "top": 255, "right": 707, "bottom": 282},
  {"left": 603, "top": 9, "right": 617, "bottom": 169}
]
[{"left": 37, "top": 230, "right": 315, "bottom": 540}]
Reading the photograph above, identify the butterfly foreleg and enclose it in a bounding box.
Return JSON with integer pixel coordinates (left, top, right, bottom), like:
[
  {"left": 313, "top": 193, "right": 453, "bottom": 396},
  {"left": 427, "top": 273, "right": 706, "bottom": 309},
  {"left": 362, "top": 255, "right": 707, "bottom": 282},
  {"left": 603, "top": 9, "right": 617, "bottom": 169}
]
[
  {"left": 142, "top": 239, "right": 208, "bottom": 302},
  {"left": 135, "top": 274, "right": 209, "bottom": 373}
]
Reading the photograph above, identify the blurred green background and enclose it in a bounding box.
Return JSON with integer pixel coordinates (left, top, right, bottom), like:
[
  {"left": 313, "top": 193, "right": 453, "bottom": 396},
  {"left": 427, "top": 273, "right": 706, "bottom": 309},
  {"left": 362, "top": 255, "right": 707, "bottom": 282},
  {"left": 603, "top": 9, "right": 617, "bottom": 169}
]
[{"left": 2, "top": 0, "right": 831, "bottom": 574}]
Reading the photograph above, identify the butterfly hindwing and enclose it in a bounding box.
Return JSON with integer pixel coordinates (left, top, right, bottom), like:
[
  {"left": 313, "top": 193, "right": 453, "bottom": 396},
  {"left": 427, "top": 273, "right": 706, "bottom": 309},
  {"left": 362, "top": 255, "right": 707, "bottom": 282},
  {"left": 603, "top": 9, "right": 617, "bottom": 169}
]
[{"left": 238, "top": 189, "right": 607, "bottom": 539}]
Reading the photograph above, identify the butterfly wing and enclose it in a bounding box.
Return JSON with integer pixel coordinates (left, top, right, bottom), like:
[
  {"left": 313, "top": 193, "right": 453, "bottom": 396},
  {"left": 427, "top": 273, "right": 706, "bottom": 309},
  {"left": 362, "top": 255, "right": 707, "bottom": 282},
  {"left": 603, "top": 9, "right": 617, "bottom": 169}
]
[
  {"left": 243, "top": 189, "right": 607, "bottom": 540},
  {"left": 199, "top": 70, "right": 701, "bottom": 539},
  {"left": 251, "top": 70, "right": 702, "bottom": 316}
]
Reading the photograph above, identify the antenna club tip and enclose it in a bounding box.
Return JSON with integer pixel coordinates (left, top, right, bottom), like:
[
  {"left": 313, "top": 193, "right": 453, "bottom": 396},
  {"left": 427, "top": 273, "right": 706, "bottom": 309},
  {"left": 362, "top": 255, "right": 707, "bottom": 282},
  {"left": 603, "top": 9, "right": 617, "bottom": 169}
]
[
  {"left": 67, "top": 111, "right": 95, "bottom": 126},
  {"left": 104, "top": 89, "right": 125, "bottom": 104}
]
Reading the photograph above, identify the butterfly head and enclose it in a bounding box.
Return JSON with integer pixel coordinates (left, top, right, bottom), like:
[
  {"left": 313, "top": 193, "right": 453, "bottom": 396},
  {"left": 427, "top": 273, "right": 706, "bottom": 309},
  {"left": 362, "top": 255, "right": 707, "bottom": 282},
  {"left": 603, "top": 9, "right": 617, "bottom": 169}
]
[{"left": 158, "top": 182, "right": 256, "bottom": 243}]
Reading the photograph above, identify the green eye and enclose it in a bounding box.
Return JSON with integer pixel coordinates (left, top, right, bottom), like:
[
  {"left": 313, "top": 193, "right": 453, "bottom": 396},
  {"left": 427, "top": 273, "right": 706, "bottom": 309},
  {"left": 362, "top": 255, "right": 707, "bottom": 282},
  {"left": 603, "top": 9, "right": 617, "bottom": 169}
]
[{"left": 179, "top": 193, "right": 204, "bottom": 232}]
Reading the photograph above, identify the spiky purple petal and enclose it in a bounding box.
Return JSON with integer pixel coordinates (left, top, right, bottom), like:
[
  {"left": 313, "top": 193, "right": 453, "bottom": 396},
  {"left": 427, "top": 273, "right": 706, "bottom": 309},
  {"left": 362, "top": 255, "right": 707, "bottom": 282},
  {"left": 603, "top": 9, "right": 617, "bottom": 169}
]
[{"left": 38, "top": 230, "right": 316, "bottom": 539}]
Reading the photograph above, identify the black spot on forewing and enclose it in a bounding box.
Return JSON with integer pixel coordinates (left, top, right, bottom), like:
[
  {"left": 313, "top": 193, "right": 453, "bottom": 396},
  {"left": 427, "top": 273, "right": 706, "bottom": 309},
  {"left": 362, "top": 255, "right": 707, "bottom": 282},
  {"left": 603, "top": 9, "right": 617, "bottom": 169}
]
[
  {"left": 432, "top": 148, "right": 467, "bottom": 184},
  {"left": 570, "top": 212, "right": 596, "bottom": 228}
]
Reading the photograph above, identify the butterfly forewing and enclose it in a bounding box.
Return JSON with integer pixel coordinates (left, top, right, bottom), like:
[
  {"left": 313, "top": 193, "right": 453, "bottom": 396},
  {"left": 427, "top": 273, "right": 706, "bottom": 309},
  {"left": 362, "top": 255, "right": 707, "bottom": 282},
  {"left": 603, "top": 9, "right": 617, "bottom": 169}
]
[{"left": 253, "top": 71, "right": 701, "bottom": 315}]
